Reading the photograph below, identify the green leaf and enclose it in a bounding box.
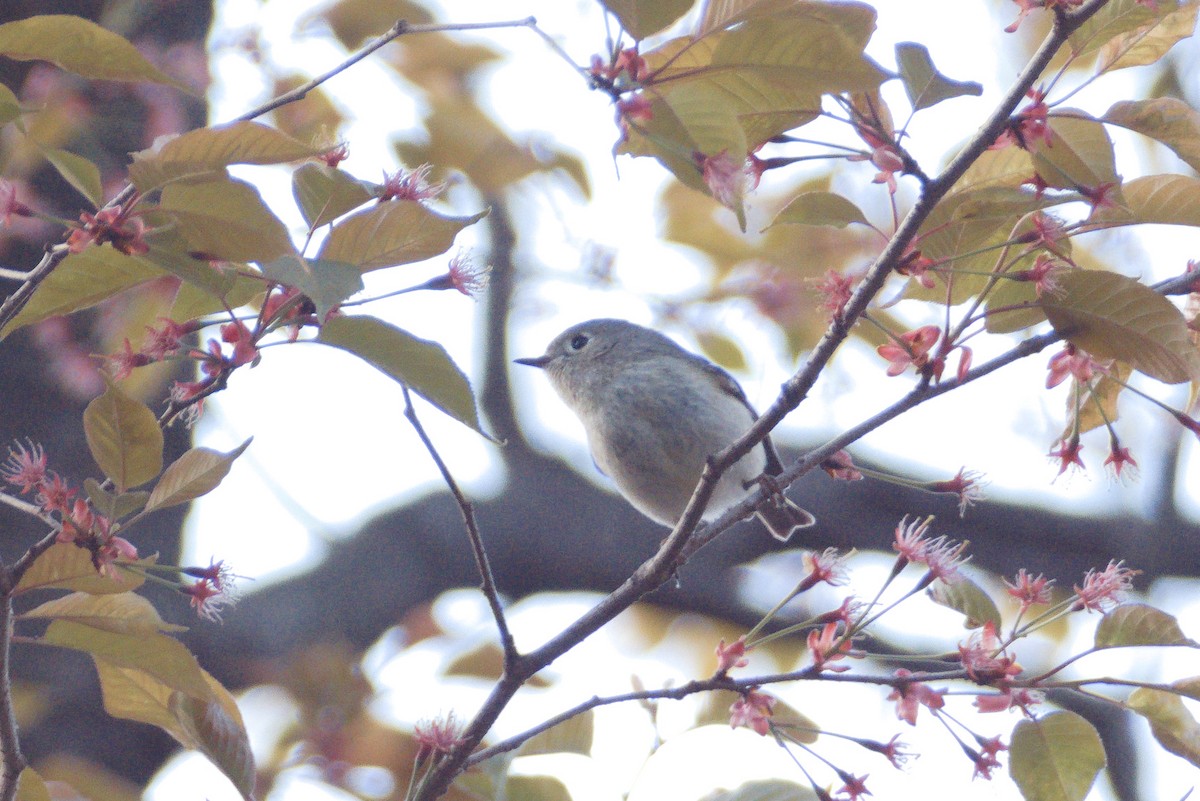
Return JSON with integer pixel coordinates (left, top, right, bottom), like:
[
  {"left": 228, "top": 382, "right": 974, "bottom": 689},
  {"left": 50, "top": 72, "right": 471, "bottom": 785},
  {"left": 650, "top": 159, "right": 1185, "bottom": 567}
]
[
  {"left": 911, "top": 187, "right": 1063, "bottom": 305},
  {"left": 169, "top": 272, "right": 262, "bottom": 322},
  {"left": 170, "top": 692, "right": 257, "bottom": 799},
  {"left": 43, "top": 620, "right": 212, "bottom": 700},
  {"left": 1040, "top": 270, "right": 1200, "bottom": 384},
  {"left": 767, "top": 191, "right": 869, "bottom": 229},
  {"left": 927, "top": 575, "right": 1002, "bottom": 630},
  {"left": 1102, "top": 98, "right": 1200, "bottom": 174},
  {"left": 519, "top": 710, "right": 594, "bottom": 757},
  {"left": 318, "top": 202, "right": 485, "bottom": 272},
  {"left": 259, "top": 255, "right": 363, "bottom": 320},
  {"left": 317, "top": 315, "right": 492, "bottom": 438},
  {"left": 0, "top": 248, "right": 164, "bottom": 339},
  {"left": 291, "top": 162, "right": 374, "bottom": 229},
  {"left": 1030, "top": 114, "right": 1119, "bottom": 192},
  {"left": 83, "top": 478, "right": 148, "bottom": 520},
  {"left": 145, "top": 440, "right": 252, "bottom": 513},
  {"left": 895, "top": 42, "right": 982, "bottom": 112},
  {"left": 1070, "top": 0, "right": 1182, "bottom": 61},
  {"left": 1095, "top": 0, "right": 1194, "bottom": 72},
  {"left": 1127, "top": 687, "right": 1200, "bottom": 768},
  {"left": 14, "top": 769, "right": 51, "bottom": 801},
  {"left": 129, "top": 120, "right": 320, "bottom": 191},
  {"left": 600, "top": 0, "right": 693, "bottom": 39},
  {"left": 0, "top": 15, "right": 187, "bottom": 89},
  {"left": 40, "top": 146, "right": 103, "bottom": 208},
  {"left": 1095, "top": 603, "right": 1197, "bottom": 648},
  {"left": 1010, "top": 711, "right": 1107, "bottom": 801},
  {"left": 14, "top": 543, "right": 151, "bottom": 595},
  {"left": 21, "top": 592, "right": 185, "bottom": 636},
  {"left": 502, "top": 776, "right": 570, "bottom": 801},
  {"left": 160, "top": 176, "right": 295, "bottom": 263},
  {"left": 0, "top": 82, "right": 23, "bottom": 126},
  {"left": 84, "top": 379, "right": 164, "bottom": 491}
]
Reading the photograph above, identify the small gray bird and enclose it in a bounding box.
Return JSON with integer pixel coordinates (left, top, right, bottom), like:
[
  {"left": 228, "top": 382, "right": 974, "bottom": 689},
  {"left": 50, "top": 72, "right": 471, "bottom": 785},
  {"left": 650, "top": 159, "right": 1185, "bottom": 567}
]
[{"left": 515, "top": 318, "right": 814, "bottom": 540}]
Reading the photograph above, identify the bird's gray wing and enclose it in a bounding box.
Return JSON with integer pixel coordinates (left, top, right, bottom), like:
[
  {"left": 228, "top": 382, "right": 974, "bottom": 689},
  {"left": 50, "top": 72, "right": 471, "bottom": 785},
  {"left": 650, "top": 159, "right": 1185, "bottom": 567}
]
[{"left": 690, "top": 352, "right": 786, "bottom": 476}]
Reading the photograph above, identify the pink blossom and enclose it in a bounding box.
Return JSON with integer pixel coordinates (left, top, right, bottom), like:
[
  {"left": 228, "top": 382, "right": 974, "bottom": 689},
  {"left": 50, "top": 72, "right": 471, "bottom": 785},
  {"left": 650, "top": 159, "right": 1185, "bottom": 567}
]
[
  {"left": 729, "top": 689, "right": 775, "bottom": 736},
  {"left": 887, "top": 669, "right": 945, "bottom": 726},
  {"left": 1072, "top": 560, "right": 1139, "bottom": 612},
  {"left": 698, "top": 150, "right": 746, "bottom": 210},
  {"left": 876, "top": 325, "right": 941, "bottom": 377},
  {"left": 716, "top": 637, "right": 749, "bottom": 673}
]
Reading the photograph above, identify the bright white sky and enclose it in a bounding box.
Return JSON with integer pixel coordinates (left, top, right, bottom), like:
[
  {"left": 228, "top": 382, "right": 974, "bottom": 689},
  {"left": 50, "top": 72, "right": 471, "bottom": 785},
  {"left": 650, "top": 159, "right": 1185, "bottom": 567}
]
[{"left": 147, "top": 1, "right": 1200, "bottom": 799}]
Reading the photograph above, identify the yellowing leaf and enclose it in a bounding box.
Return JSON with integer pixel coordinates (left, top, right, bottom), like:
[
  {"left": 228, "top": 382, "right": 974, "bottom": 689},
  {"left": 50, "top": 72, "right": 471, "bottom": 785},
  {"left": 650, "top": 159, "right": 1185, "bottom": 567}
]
[
  {"left": 43, "top": 620, "right": 212, "bottom": 700},
  {"left": 519, "top": 710, "right": 594, "bottom": 757},
  {"left": 145, "top": 439, "right": 252, "bottom": 513},
  {"left": 1030, "top": 114, "right": 1118, "bottom": 191},
  {"left": 15, "top": 543, "right": 150, "bottom": 595},
  {"left": 1089, "top": 173, "right": 1200, "bottom": 228},
  {"left": 509, "top": 776, "right": 574, "bottom": 801},
  {"left": 895, "top": 41, "right": 982, "bottom": 111},
  {"left": 129, "top": 121, "right": 320, "bottom": 191},
  {"left": 0, "top": 15, "right": 186, "bottom": 89},
  {"left": 0, "top": 248, "right": 164, "bottom": 339},
  {"left": 14, "top": 769, "right": 50, "bottom": 801},
  {"left": 1096, "top": 0, "right": 1196, "bottom": 72},
  {"left": 1070, "top": 361, "right": 1130, "bottom": 435},
  {"left": 1127, "top": 687, "right": 1200, "bottom": 768},
  {"left": 601, "top": 0, "right": 692, "bottom": 39},
  {"left": 1094, "top": 603, "right": 1196, "bottom": 648},
  {"left": 1040, "top": 270, "right": 1200, "bottom": 384},
  {"left": 317, "top": 0, "right": 432, "bottom": 50},
  {"left": 1102, "top": 98, "right": 1200, "bottom": 173},
  {"left": 1070, "top": 0, "right": 1183, "bottom": 60},
  {"left": 1010, "top": 711, "right": 1107, "bottom": 801},
  {"left": 292, "top": 162, "right": 374, "bottom": 229},
  {"left": 160, "top": 176, "right": 295, "bottom": 263},
  {"left": 21, "top": 592, "right": 185, "bottom": 636},
  {"left": 0, "top": 82, "right": 23, "bottom": 126},
  {"left": 170, "top": 692, "right": 256, "bottom": 799},
  {"left": 768, "top": 191, "right": 869, "bottom": 229},
  {"left": 84, "top": 379, "right": 164, "bottom": 491},
  {"left": 318, "top": 202, "right": 485, "bottom": 271},
  {"left": 40, "top": 146, "right": 103, "bottom": 208},
  {"left": 97, "top": 662, "right": 243, "bottom": 742},
  {"left": 928, "top": 575, "right": 1002, "bottom": 630},
  {"left": 317, "top": 315, "right": 491, "bottom": 438}
]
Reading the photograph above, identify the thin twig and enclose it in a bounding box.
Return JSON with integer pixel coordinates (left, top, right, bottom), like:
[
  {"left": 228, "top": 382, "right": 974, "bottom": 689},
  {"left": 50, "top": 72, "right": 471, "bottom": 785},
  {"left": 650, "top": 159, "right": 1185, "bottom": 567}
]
[
  {"left": 400, "top": 385, "right": 516, "bottom": 662},
  {"left": 0, "top": 592, "right": 24, "bottom": 801}
]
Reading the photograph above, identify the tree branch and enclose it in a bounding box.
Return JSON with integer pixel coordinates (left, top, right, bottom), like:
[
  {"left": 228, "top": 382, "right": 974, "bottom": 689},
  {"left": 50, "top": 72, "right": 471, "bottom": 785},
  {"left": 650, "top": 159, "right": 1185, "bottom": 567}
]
[{"left": 400, "top": 385, "right": 516, "bottom": 662}]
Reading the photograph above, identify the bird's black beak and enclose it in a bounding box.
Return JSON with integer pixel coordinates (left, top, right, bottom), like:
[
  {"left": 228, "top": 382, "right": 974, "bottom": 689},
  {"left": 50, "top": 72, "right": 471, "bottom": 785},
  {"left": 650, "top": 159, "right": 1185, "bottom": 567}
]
[{"left": 514, "top": 355, "right": 552, "bottom": 369}]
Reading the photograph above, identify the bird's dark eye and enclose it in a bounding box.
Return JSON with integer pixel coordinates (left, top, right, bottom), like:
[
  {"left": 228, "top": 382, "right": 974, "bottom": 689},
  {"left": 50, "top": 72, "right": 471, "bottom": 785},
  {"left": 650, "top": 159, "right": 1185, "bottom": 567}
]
[{"left": 568, "top": 334, "right": 589, "bottom": 351}]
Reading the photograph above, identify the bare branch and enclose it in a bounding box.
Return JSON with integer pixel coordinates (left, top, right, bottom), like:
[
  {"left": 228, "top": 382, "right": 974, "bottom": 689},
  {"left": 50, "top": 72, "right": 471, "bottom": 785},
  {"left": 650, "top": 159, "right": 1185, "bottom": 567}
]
[{"left": 400, "top": 385, "right": 516, "bottom": 662}]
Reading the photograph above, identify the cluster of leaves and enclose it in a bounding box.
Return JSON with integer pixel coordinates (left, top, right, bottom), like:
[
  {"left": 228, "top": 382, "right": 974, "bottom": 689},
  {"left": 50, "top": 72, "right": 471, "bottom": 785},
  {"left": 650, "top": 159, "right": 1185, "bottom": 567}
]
[
  {"left": 0, "top": 10, "right": 509, "bottom": 801},
  {"left": 588, "top": 0, "right": 1200, "bottom": 479}
]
